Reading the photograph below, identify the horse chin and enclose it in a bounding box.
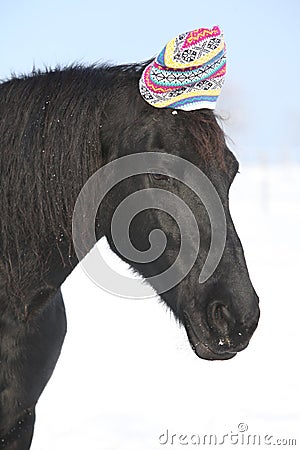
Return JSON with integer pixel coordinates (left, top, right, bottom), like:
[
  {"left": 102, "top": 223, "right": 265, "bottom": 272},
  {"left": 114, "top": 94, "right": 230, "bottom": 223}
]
[
  {"left": 190, "top": 339, "right": 237, "bottom": 361},
  {"left": 183, "top": 313, "right": 237, "bottom": 361}
]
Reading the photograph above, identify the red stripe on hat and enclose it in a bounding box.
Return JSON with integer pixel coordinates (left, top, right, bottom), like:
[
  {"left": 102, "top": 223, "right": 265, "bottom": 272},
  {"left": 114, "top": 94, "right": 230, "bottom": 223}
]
[
  {"left": 182, "top": 26, "right": 221, "bottom": 49},
  {"left": 143, "top": 65, "right": 178, "bottom": 94}
]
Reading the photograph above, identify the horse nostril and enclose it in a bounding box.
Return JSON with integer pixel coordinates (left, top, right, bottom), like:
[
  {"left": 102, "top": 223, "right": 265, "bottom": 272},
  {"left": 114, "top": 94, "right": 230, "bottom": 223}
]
[
  {"left": 207, "top": 301, "right": 234, "bottom": 334},
  {"left": 213, "top": 303, "right": 228, "bottom": 321}
]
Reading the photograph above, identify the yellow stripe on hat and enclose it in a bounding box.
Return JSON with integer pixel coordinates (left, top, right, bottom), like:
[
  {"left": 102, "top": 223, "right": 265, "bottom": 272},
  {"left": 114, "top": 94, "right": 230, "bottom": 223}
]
[
  {"left": 154, "top": 88, "right": 222, "bottom": 108},
  {"left": 163, "top": 37, "right": 225, "bottom": 69}
]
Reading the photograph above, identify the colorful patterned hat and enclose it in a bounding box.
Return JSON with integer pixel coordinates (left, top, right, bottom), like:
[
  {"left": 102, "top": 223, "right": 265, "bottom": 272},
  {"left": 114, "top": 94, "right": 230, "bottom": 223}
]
[{"left": 139, "top": 26, "right": 226, "bottom": 111}]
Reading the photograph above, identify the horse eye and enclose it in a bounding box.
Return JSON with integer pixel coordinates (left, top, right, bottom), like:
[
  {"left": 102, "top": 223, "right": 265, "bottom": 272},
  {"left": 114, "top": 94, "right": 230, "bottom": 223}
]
[{"left": 151, "top": 173, "right": 170, "bottom": 182}]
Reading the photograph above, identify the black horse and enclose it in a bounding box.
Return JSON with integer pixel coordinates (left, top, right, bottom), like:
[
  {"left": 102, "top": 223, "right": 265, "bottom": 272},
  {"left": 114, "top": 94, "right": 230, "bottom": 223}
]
[{"left": 0, "top": 63, "right": 260, "bottom": 449}]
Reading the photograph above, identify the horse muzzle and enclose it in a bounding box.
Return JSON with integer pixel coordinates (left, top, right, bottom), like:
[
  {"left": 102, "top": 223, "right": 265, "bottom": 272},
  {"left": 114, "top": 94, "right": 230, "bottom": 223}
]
[{"left": 182, "top": 292, "right": 260, "bottom": 361}]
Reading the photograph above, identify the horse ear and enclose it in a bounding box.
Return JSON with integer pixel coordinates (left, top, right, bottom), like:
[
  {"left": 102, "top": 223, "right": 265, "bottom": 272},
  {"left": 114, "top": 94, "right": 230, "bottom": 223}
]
[{"left": 139, "top": 26, "right": 226, "bottom": 111}]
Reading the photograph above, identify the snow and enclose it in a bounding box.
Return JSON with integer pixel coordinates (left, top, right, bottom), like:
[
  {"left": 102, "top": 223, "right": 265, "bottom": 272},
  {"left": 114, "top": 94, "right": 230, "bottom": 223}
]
[{"left": 31, "top": 163, "right": 300, "bottom": 449}]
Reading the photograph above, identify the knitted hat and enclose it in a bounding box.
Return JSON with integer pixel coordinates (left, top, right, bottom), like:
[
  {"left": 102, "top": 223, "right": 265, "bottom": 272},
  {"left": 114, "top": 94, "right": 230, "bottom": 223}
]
[{"left": 139, "top": 26, "right": 226, "bottom": 111}]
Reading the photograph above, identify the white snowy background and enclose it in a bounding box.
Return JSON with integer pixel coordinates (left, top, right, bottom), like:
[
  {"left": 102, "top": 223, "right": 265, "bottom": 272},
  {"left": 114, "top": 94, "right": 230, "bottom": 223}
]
[{"left": 31, "top": 163, "right": 300, "bottom": 449}]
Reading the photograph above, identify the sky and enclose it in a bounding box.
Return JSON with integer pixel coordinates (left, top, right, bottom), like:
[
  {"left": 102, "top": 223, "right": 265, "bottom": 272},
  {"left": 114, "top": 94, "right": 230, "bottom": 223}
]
[{"left": 1, "top": 0, "right": 300, "bottom": 162}]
